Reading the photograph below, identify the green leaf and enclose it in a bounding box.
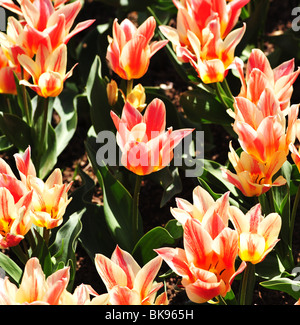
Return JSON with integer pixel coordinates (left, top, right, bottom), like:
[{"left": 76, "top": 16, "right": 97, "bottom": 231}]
[
  {"left": 38, "top": 123, "right": 58, "bottom": 179},
  {"left": 180, "top": 89, "right": 232, "bottom": 125},
  {"left": 49, "top": 210, "right": 83, "bottom": 290},
  {"left": 260, "top": 277, "right": 300, "bottom": 301},
  {"left": 31, "top": 229, "right": 53, "bottom": 278},
  {"left": 85, "top": 132, "right": 143, "bottom": 252},
  {"left": 53, "top": 88, "right": 78, "bottom": 157},
  {"left": 0, "top": 252, "right": 22, "bottom": 285},
  {"left": 0, "top": 112, "right": 32, "bottom": 151},
  {"left": 74, "top": 168, "right": 116, "bottom": 260},
  {"left": 132, "top": 219, "right": 183, "bottom": 265},
  {"left": 86, "top": 55, "right": 114, "bottom": 133}
]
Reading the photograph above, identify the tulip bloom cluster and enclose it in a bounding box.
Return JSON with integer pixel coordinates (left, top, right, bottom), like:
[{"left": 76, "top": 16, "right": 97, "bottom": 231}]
[
  {"left": 0, "top": 0, "right": 94, "bottom": 97},
  {"left": 0, "top": 146, "right": 72, "bottom": 249},
  {"left": 159, "top": 0, "right": 250, "bottom": 83},
  {"left": 156, "top": 186, "right": 281, "bottom": 303},
  {"left": 0, "top": 257, "right": 109, "bottom": 305},
  {"left": 223, "top": 49, "right": 300, "bottom": 196}
]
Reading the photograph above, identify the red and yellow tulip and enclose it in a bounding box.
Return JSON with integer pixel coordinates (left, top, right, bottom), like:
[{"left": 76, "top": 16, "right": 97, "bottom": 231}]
[
  {"left": 18, "top": 42, "right": 76, "bottom": 98},
  {"left": 0, "top": 185, "right": 33, "bottom": 249},
  {"left": 222, "top": 142, "right": 287, "bottom": 197},
  {"left": 171, "top": 185, "right": 230, "bottom": 226},
  {"left": 106, "top": 16, "right": 168, "bottom": 80},
  {"left": 234, "top": 49, "right": 300, "bottom": 112},
  {"left": 0, "top": 147, "right": 72, "bottom": 230},
  {"left": 0, "top": 257, "right": 70, "bottom": 304},
  {"left": 111, "top": 98, "right": 193, "bottom": 175},
  {"left": 95, "top": 245, "right": 168, "bottom": 305},
  {"left": 0, "top": 0, "right": 94, "bottom": 54},
  {"left": 231, "top": 91, "right": 299, "bottom": 165},
  {"left": 229, "top": 203, "right": 281, "bottom": 264},
  {"left": 27, "top": 168, "right": 72, "bottom": 229},
  {"left": 159, "top": 0, "right": 248, "bottom": 83},
  {"left": 156, "top": 218, "right": 246, "bottom": 304}
]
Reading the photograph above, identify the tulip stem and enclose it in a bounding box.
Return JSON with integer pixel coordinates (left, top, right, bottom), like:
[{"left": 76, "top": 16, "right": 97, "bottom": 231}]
[
  {"left": 35, "top": 96, "right": 49, "bottom": 176},
  {"left": 132, "top": 174, "right": 142, "bottom": 243},
  {"left": 43, "top": 227, "right": 51, "bottom": 246},
  {"left": 239, "top": 261, "right": 256, "bottom": 305},
  {"left": 222, "top": 78, "right": 233, "bottom": 100},
  {"left": 290, "top": 185, "right": 300, "bottom": 250},
  {"left": 127, "top": 79, "right": 133, "bottom": 96},
  {"left": 21, "top": 67, "right": 31, "bottom": 126},
  {"left": 215, "top": 82, "right": 229, "bottom": 110}
]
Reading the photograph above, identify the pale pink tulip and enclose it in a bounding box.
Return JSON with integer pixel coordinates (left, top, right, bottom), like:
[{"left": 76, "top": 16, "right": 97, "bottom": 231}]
[
  {"left": 95, "top": 245, "right": 168, "bottom": 305},
  {"left": 0, "top": 257, "right": 70, "bottom": 304}
]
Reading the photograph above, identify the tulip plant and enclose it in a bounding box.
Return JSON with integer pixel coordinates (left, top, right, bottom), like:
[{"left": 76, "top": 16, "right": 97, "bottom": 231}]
[{"left": 0, "top": 0, "right": 298, "bottom": 307}]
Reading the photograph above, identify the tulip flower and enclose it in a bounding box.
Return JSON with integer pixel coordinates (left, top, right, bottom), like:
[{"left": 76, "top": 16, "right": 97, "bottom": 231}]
[
  {"left": 234, "top": 49, "right": 300, "bottom": 112},
  {"left": 0, "top": 0, "right": 94, "bottom": 54},
  {"left": 0, "top": 147, "right": 72, "bottom": 230},
  {"left": 222, "top": 142, "right": 287, "bottom": 197},
  {"left": 0, "top": 0, "right": 68, "bottom": 16},
  {"left": 18, "top": 42, "right": 76, "bottom": 98},
  {"left": 27, "top": 168, "right": 72, "bottom": 229},
  {"left": 289, "top": 119, "right": 300, "bottom": 173},
  {"left": 59, "top": 284, "right": 109, "bottom": 305},
  {"left": 95, "top": 245, "right": 168, "bottom": 305},
  {"left": 155, "top": 218, "right": 246, "bottom": 304},
  {"left": 0, "top": 186, "right": 33, "bottom": 249},
  {"left": 171, "top": 185, "right": 230, "bottom": 226},
  {"left": 0, "top": 47, "right": 21, "bottom": 95},
  {"left": 232, "top": 92, "right": 299, "bottom": 165},
  {"left": 0, "top": 16, "right": 32, "bottom": 66},
  {"left": 0, "top": 257, "right": 70, "bottom": 304},
  {"left": 183, "top": 22, "right": 246, "bottom": 83},
  {"left": 110, "top": 98, "right": 194, "bottom": 175},
  {"left": 159, "top": 0, "right": 248, "bottom": 83},
  {"left": 106, "top": 16, "right": 168, "bottom": 80},
  {"left": 229, "top": 203, "right": 281, "bottom": 264}
]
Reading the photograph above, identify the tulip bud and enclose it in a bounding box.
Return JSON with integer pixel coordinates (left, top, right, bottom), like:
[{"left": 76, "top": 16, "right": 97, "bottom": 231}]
[
  {"left": 126, "top": 83, "right": 146, "bottom": 112},
  {"left": 106, "top": 79, "right": 119, "bottom": 106}
]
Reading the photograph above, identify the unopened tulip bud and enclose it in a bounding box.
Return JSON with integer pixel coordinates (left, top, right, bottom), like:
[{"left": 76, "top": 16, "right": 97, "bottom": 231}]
[{"left": 107, "top": 79, "right": 119, "bottom": 106}]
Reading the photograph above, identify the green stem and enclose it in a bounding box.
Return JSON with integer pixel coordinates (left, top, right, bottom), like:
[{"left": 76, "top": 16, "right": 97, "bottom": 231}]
[
  {"left": 132, "top": 175, "right": 142, "bottom": 243},
  {"left": 215, "top": 82, "right": 229, "bottom": 109},
  {"left": 21, "top": 67, "right": 31, "bottom": 126},
  {"left": 43, "top": 227, "right": 50, "bottom": 246},
  {"left": 127, "top": 79, "right": 133, "bottom": 96},
  {"left": 222, "top": 78, "right": 233, "bottom": 99},
  {"left": 290, "top": 185, "right": 300, "bottom": 250},
  {"left": 239, "top": 262, "right": 256, "bottom": 305},
  {"left": 35, "top": 96, "right": 49, "bottom": 176}
]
